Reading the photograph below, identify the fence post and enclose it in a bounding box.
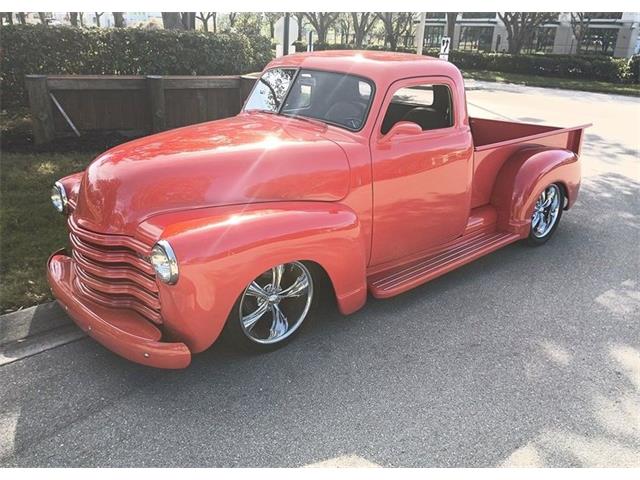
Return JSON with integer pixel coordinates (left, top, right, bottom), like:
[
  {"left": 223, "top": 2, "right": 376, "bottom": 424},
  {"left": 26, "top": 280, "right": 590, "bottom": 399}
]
[
  {"left": 25, "top": 75, "right": 55, "bottom": 144},
  {"left": 146, "top": 75, "right": 166, "bottom": 132}
]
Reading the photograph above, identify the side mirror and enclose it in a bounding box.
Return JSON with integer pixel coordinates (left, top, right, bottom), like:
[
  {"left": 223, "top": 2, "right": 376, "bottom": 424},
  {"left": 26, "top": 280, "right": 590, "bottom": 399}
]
[{"left": 382, "top": 121, "right": 423, "bottom": 141}]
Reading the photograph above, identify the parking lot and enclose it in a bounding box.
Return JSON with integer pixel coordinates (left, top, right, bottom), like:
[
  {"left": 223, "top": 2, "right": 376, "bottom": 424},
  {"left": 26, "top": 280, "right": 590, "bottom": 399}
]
[{"left": 0, "top": 81, "right": 638, "bottom": 467}]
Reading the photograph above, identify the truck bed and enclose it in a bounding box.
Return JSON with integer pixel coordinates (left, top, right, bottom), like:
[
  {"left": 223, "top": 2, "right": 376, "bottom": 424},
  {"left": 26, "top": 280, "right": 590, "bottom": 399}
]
[{"left": 469, "top": 117, "right": 590, "bottom": 208}]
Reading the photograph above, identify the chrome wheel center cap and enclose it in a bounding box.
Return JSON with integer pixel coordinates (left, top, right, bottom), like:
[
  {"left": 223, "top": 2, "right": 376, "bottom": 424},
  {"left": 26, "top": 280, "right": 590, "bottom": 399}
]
[{"left": 268, "top": 294, "right": 280, "bottom": 304}]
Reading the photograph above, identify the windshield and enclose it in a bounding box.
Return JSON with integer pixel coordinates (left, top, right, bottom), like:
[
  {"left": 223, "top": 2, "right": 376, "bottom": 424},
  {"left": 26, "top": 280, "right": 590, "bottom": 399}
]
[{"left": 244, "top": 68, "right": 375, "bottom": 131}]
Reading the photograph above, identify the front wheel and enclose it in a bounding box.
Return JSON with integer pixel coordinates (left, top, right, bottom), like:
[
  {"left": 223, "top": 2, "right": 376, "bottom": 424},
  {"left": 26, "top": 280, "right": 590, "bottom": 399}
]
[
  {"left": 526, "top": 183, "right": 564, "bottom": 246},
  {"left": 223, "top": 261, "right": 317, "bottom": 351}
]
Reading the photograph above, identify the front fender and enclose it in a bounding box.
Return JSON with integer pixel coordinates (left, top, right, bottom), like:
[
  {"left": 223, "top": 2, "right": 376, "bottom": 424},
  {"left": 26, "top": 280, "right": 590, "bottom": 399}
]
[
  {"left": 491, "top": 147, "right": 580, "bottom": 237},
  {"left": 142, "top": 202, "right": 368, "bottom": 353}
]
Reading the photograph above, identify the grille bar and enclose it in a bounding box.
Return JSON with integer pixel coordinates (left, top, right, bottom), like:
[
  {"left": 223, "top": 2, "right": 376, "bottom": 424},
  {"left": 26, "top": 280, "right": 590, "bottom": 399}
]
[{"left": 68, "top": 215, "right": 162, "bottom": 324}]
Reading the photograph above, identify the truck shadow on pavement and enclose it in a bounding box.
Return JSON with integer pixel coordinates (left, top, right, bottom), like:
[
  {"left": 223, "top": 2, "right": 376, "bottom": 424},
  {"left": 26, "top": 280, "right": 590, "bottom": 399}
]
[{"left": 1, "top": 173, "right": 638, "bottom": 467}]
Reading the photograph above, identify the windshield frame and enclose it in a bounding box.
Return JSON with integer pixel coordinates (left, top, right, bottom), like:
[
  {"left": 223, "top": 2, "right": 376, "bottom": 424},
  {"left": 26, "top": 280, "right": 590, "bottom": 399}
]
[{"left": 244, "top": 67, "right": 377, "bottom": 133}]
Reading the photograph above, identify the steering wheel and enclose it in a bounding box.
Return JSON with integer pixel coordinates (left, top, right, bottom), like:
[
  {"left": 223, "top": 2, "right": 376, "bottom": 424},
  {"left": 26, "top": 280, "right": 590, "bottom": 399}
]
[{"left": 343, "top": 117, "right": 362, "bottom": 129}]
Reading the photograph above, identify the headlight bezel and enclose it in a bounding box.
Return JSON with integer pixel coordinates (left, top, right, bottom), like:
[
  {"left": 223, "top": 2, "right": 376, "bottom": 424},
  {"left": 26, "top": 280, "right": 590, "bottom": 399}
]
[
  {"left": 150, "top": 240, "right": 179, "bottom": 285},
  {"left": 51, "top": 181, "right": 68, "bottom": 214}
]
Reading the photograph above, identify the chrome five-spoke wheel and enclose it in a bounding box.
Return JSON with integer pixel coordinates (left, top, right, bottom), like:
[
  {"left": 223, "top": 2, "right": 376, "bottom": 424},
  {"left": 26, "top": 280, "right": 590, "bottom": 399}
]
[
  {"left": 528, "top": 183, "right": 564, "bottom": 245},
  {"left": 238, "top": 261, "right": 314, "bottom": 345}
]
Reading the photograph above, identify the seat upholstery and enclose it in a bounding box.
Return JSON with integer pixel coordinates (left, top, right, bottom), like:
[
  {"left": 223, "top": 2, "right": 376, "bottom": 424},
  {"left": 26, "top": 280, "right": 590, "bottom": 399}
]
[
  {"left": 401, "top": 107, "right": 449, "bottom": 130},
  {"left": 325, "top": 102, "right": 365, "bottom": 127}
]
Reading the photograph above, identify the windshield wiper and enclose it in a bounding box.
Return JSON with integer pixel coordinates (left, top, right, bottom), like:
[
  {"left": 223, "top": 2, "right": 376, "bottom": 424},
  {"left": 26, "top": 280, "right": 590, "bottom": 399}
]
[{"left": 245, "top": 108, "right": 278, "bottom": 115}]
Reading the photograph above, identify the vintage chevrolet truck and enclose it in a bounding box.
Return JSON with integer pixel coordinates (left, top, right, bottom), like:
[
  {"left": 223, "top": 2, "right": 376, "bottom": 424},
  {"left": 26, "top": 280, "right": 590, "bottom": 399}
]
[{"left": 47, "top": 51, "right": 589, "bottom": 368}]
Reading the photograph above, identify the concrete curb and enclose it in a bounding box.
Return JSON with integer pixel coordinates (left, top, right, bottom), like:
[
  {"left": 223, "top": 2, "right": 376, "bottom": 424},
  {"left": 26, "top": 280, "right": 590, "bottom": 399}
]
[
  {"left": 0, "top": 302, "right": 72, "bottom": 347},
  {"left": 0, "top": 302, "right": 86, "bottom": 366}
]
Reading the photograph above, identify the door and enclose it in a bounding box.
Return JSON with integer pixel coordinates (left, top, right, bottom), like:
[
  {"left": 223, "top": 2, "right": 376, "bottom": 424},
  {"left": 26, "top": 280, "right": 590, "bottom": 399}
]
[{"left": 369, "top": 76, "right": 473, "bottom": 266}]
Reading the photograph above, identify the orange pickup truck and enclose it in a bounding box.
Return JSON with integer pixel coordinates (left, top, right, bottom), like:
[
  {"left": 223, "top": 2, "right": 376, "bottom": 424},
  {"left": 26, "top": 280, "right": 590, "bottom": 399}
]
[{"left": 48, "top": 51, "right": 590, "bottom": 368}]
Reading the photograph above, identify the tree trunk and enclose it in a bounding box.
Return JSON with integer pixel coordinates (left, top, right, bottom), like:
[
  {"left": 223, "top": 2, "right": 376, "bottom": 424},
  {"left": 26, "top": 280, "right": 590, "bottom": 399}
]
[
  {"left": 181, "top": 13, "right": 195, "bottom": 30},
  {"left": 446, "top": 12, "right": 457, "bottom": 40},
  {"left": 69, "top": 12, "right": 78, "bottom": 26},
  {"left": 162, "top": 12, "right": 183, "bottom": 30},
  {"left": 17, "top": 12, "right": 26, "bottom": 24},
  {"left": 38, "top": 12, "right": 47, "bottom": 25},
  {"left": 94, "top": 12, "right": 103, "bottom": 28},
  {"left": 3, "top": 12, "right": 14, "bottom": 24},
  {"left": 212, "top": 13, "right": 217, "bottom": 33},
  {"left": 113, "top": 12, "right": 125, "bottom": 28}
]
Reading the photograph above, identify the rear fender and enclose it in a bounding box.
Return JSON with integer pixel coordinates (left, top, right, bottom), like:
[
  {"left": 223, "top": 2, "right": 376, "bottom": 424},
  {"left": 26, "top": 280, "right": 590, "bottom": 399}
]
[
  {"left": 145, "top": 202, "right": 368, "bottom": 353},
  {"left": 491, "top": 147, "right": 580, "bottom": 237}
]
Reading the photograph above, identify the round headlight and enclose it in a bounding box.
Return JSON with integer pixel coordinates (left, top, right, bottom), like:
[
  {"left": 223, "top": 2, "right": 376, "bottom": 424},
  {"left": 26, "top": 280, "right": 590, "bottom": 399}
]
[
  {"left": 150, "top": 240, "right": 179, "bottom": 285},
  {"left": 51, "top": 181, "right": 68, "bottom": 213}
]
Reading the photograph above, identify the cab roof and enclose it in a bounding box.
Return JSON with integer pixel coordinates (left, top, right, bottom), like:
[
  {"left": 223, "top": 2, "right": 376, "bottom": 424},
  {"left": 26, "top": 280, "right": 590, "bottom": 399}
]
[{"left": 266, "top": 50, "right": 463, "bottom": 88}]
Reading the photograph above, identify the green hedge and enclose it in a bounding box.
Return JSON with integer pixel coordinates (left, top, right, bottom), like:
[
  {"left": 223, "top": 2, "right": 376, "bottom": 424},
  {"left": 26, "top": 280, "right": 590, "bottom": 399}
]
[
  {"left": 1, "top": 25, "right": 274, "bottom": 108},
  {"left": 293, "top": 42, "right": 638, "bottom": 84},
  {"left": 448, "top": 51, "right": 637, "bottom": 84}
]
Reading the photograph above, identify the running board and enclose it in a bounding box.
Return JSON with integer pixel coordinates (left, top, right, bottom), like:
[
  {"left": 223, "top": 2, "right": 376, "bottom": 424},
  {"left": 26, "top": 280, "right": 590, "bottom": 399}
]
[{"left": 368, "top": 231, "right": 521, "bottom": 298}]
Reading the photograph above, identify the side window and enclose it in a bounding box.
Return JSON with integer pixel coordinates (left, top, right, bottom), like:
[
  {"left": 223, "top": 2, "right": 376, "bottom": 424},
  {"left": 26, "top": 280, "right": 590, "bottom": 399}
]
[{"left": 381, "top": 83, "right": 454, "bottom": 134}]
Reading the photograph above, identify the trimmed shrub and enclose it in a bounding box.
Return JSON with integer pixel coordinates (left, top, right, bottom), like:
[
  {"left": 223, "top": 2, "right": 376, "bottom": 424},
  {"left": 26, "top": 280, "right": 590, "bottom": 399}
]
[
  {"left": 447, "top": 51, "right": 634, "bottom": 84},
  {"left": 282, "top": 42, "right": 637, "bottom": 85},
  {"left": 0, "top": 25, "right": 274, "bottom": 109}
]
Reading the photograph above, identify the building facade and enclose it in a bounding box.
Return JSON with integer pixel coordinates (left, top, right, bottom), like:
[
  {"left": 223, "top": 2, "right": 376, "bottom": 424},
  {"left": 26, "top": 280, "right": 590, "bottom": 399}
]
[{"left": 420, "top": 12, "right": 639, "bottom": 58}]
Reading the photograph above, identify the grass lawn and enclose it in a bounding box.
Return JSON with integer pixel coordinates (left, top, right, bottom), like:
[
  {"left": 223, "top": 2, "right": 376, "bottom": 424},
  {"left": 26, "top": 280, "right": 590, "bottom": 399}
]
[
  {"left": 463, "top": 69, "right": 640, "bottom": 97},
  {"left": 0, "top": 151, "right": 97, "bottom": 313}
]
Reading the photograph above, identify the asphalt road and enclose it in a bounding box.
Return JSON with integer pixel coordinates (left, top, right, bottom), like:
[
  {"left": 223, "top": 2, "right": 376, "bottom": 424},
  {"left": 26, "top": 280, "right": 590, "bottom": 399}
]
[{"left": 1, "top": 81, "right": 638, "bottom": 467}]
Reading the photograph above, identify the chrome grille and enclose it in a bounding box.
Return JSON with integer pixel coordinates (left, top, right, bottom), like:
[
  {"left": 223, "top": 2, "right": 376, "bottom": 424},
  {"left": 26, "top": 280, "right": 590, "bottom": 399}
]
[{"left": 67, "top": 216, "right": 162, "bottom": 324}]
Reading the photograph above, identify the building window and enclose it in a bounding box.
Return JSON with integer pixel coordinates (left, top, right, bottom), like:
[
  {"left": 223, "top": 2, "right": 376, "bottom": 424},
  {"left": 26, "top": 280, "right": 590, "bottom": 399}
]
[
  {"left": 423, "top": 25, "right": 445, "bottom": 48},
  {"left": 521, "top": 27, "right": 556, "bottom": 54},
  {"left": 458, "top": 26, "right": 494, "bottom": 52},
  {"left": 425, "top": 13, "right": 446, "bottom": 19},
  {"left": 582, "top": 27, "right": 618, "bottom": 55},
  {"left": 462, "top": 12, "right": 496, "bottom": 19},
  {"left": 585, "top": 12, "right": 623, "bottom": 20}
]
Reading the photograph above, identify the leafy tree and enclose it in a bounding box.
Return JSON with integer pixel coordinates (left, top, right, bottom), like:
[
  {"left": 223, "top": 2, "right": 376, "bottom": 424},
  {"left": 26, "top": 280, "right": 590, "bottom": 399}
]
[
  {"left": 377, "top": 12, "right": 413, "bottom": 51},
  {"left": 264, "top": 12, "right": 282, "bottom": 39},
  {"left": 94, "top": 12, "right": 104, "bottom": 28},
  {"left": 113, "top": 12, "right": 125, "bottom": 28},
  {"left": 570, "top": 12, "right": 591, "bottom": 54},
  {"left": 181, "top": 13, "right": 196, "bottom": 30},
  {"left": 498, "top": 12, "right": 558, "bottom": 54},
  {"left": 337, "top": 13, "right": 351, "bottom": 44},
  {"left": 351, "top": 12, "right": 378, "bottom": 48},
  {"left": 196, "top": 12, "right": 215, "bottom": 32},
  {"left": 294, "top": 12, "right": 305, "bottom": 41},
  {"left": 229, "top": 12, "right": 237, "bottom": 28},
  {"left": 162, "top": 12, "right": 183, "bottom": 30},
  {"left": 304, "top": 12, "right": 339, "bottom": 44},
  {"left": 235, "top": 13, "right": 262, "bottom": 37}
]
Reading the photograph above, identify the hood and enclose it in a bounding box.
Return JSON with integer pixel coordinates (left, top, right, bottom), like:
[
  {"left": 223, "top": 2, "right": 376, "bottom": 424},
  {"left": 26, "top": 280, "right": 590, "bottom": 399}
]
[{"left": 74, "top": 113, "right": 350, "bottom": 235}]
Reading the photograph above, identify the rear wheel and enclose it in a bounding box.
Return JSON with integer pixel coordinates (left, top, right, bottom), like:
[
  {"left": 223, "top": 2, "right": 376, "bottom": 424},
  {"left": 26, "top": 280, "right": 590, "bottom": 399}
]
[
  {"left": 527, "top": 183, "right": 564, "bottom": 246},
  {"left": 224, "top": 261, "right": 317, "bottom": 351}
]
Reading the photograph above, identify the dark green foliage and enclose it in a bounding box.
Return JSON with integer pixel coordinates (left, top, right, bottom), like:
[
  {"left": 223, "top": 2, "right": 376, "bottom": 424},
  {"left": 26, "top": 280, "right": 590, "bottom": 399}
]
[
  {"left": 1, "top": 25, "right": 274, "bottom": 108},
  {"left": 292, "top": 42, "right": 637, "bottom": 84},
  {"left": 447, "top": 51, "right": 636, "bottom": 84}
]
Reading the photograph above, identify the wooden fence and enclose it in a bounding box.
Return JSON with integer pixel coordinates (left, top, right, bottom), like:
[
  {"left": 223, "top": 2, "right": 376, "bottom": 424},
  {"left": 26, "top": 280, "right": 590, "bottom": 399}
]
[{"left": 25, "top": 73, "right": 259, "bottom": 144}]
